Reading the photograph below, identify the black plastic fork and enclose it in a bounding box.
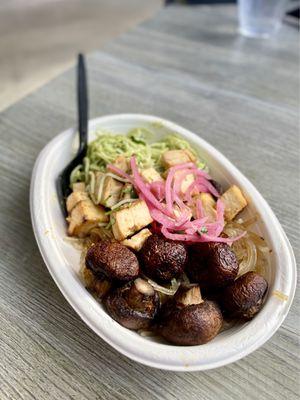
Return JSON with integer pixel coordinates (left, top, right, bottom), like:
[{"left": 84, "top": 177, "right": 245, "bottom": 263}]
[{"left": 57, "top": 54, "right": 89, "bottom": 217}]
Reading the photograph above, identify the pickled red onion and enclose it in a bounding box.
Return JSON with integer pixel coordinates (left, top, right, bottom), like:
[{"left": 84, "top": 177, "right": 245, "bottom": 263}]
[
  {"left": 130, "top": 157, "right": 172, "bottom": 217},
  {"left": 193, "top": 171, "right": 220, "bottom": 198},
  {"left": 161, "top": 226, "right": 246, "bottom": 244},
  {"left": 196, "top": 199, "right": 205, "bottom": 219},
  {"left": 184, "top": 180, "right": 208, "bottom": 204},
  {"left": 124, "top": 156, "right": 244, "bottom": 244},
  {"left": 149, "top": 181, "right": 165, "bottom": 201}
]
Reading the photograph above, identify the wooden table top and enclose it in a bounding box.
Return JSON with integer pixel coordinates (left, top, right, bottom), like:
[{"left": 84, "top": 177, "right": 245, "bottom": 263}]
[{"left": 0, "top": 5, "right": 298, "bottom": 400}]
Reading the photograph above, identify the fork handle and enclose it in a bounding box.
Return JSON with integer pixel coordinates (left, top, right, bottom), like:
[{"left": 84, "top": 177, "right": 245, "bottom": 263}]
[{"left": 77, "top": 54, "right": 88, "bottom": 153}]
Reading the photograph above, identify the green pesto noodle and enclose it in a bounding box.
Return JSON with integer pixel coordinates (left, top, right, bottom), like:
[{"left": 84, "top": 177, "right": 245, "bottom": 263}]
[{"left": 70, "top": 127, "right": 205, "bottom": 185}]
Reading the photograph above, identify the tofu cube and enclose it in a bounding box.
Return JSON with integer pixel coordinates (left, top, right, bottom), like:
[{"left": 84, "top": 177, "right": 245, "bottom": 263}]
[
  {"left": 192, "top": 193, "right": 216, "bottom": 222},
  {"left": 101, "top": 176, "right": 123, "bottom": 208},
  {"left": 121, "top": 228, "right": 152, "bottom": 251},
  {"left": 111, "top": 200, "right": 153, "bottom": 240},
  {"left": 181, "top": 173, "right": 195, "bottom": 194},
  {"left": 66, "top": 191, "right": 89, "bottom": 213},
  {"left": 67, "top": 198, "right": 108, "bottom": 237},
  {"left": 112, "top": 155, "right": 129, "bottom": 172},
  {"left": 173, "top": 170, "right": 195, "bottom": 194},
  {"left": 184, "top": 149, "right": 197, "bottom": 163},
  {"left": 161, "top": 149, "right": 197, "bottom": 168},
  {"left": 173, "top": 205, "right": 192, "bottom": 221},
  {"left": 221, "top": 185, "right": 248, "bottom": 221},
  {"left": 72, "top": 182, "right": 86, "bottom": 192},
  {"left": 140, "top": 168, "right": 163, "bottom": 183},
  {"left": 93, "top": 172, "right": 123, "bottom": 208}
]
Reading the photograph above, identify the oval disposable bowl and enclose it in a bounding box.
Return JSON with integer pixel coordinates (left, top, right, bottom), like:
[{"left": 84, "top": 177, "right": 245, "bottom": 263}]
[{"left": 30, "top": 114, "right": 296, "bottom": 371}]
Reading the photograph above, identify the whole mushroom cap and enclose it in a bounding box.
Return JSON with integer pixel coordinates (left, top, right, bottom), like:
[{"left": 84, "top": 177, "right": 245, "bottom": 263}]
[
  {"left": 209, "top": 243, "right": 238, "bottom": 284},
  {"left": 139, "top": 234, "right": 188, "bottom": 282},
  {"left": 187, "top": 242, "right": 238, "bottom": 289},
  {"left": 159, "top": 301, "right": 223, "bottom": 346},
  {"left": 104, "top": 279, "right": 160, "bottom": 330},
  {"left": 86, "top": 241, "right": 139, "bottom": 281},
  {"left": 158, "top": 285, "right": 223, "bottom": 345},
  {"left": 221, "top": 271, "right": 268, "bottom": 319}
]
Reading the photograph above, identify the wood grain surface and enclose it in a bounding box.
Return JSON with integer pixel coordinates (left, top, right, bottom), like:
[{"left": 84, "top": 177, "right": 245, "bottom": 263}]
[{"left": 0, "top": 5, "right": 299, "bottom": 400}]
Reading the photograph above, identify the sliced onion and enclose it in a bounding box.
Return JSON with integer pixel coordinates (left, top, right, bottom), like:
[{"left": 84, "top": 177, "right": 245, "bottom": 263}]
[
  {"left": 110, "top": 198, "right": 137, "bottom": 210},
  {"left": 224, "top": 220, "right": 269, "bottom": 276},
  {"left": 147, "top": 278, "right": 180, "bottom": 296},
  {"left": 107, "top": 164, "right": 134, "bottom": 184},
  {"left": 105, "top": 172, "right": 131, "bottom": 183},
  {"left": 237, "top": 239, "right": 257, "bottom": 276}
]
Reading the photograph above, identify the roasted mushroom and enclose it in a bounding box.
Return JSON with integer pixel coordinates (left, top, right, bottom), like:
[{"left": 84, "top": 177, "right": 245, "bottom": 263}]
[
  {"left": 104, "top": 278, "right": 160, "bottom": 330},
  {"left": 221, "top": 272, "right": 268, "bottom": 319},
  {"left": 82, "top": 267, "right": 111, "bottom": 299},
  {"left": 186, "top": 242, "right": 238, "bottom": 290},
  {"left": 139, "top": 234, "right": 188, "bottom": 282},
  {"left": 157, "top": 285, "right": 223, "bottom": 345},
  {"left": 85, "top": 241, "right": 139, "bottom": 281}
]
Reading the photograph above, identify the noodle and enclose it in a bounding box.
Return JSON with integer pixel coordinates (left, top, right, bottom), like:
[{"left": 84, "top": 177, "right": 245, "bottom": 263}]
[
  {"left": 70, "top": 128, "right": 205, "bottom": 185},
  {"left": 224, "top": 219, "right": 270, "bottom": 278}
]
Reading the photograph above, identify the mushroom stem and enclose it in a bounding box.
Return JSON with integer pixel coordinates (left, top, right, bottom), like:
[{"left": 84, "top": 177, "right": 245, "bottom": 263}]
[
  {"left": 134, "top": 278, "right": 154, "bottom": 296},
  {"left": 176, "top": 285, "right": 204, "bottom": 306}
]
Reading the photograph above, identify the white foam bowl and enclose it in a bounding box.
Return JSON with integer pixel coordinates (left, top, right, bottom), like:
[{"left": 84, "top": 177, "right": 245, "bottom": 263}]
[{"left": 30, "top": 114, "right": 296, "bottom": 371}]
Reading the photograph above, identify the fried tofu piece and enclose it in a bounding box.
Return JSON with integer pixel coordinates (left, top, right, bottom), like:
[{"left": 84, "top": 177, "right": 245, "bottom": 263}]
[
  {"left": 72, "top": 182, "right": 86, "bottom": 192},
  {"left": 180, "top": 173, "right": 195, "bottom": 194},
  {"left": 101, "top": 176, "right": 123, "bottom": 208},
  {"left": 192, "top": 193, "right": 216, "bottom": 222},
  {"left": 172, "top": 170, "right": 195, "bottom": 194},
  {"left": 121, "top": 228, "right": 152, "bottom": 251},
  {"left": 184, "top": 149, "right": 197, "bottom": 162},
  {"left": 113, "top": 155, "right": 129, "bottom": 172},
  {"left": 161, "top": 149, "right": 197, "bottom": 168},
  {"left": 111, "top": 200, "right": 153, "bottom": 240},
  {"left": 93, "top": 172, "right": 123, "bottom": 208},
  {"left": 173, "top": 204, "right": 193, "bottom": 221},
  {"left": 221, "top": 185, "right": 247, "bottom": 221},
  {"left": 67, "top": 198, "right": 108, "bottom": 237},
  {"left": 140, "top": 168, "right": 163, "bottom": 183},
  {"left": 66, "top": 191, "right": 89, "bottom": 213}
]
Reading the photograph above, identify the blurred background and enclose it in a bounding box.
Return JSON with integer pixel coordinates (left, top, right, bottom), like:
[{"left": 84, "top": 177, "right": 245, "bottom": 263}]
[
  {"left": 0, "top": 0, "right": 298, "bottom": 111},
  {"left": 0, "top": 0, "right": 162, "bottom": 111}
]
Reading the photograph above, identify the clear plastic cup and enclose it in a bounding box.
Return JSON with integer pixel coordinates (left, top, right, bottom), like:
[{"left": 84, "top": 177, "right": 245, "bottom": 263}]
[{"left": 238, "top": 0, "right": 288, "bottom": 38}]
